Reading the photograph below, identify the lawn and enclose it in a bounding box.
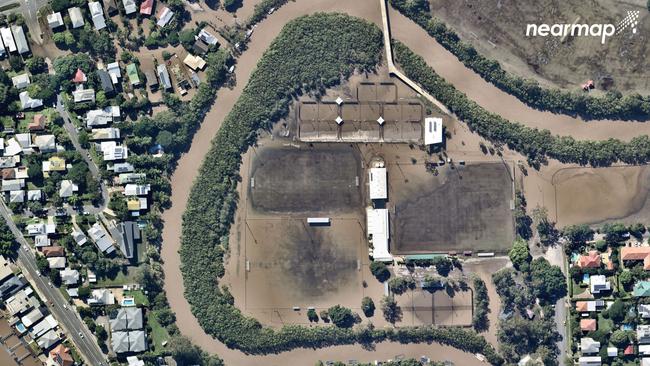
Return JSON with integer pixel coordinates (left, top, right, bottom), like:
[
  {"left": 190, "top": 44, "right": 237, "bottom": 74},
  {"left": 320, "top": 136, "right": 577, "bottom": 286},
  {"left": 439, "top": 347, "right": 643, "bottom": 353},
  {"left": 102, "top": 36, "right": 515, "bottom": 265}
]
[
  {"left": 123, "top": 289, "right": 149, "bottom": 306},
  {"left": 96, "top": 267, "right": 139, "bottom": 287},
  {"left": 147, "top": 310, "right": 170, "bottom": 352},
  {"left": 597, "top": 313, "right": 614, "bottom": 334}
]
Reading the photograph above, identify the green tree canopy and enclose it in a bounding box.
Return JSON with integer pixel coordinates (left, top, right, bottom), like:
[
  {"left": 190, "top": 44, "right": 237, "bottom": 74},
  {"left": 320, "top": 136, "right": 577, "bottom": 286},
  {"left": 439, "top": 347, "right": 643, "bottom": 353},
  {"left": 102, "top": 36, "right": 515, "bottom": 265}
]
[{"left": 509, "top": 238, "right": 531, "bottom": 271}]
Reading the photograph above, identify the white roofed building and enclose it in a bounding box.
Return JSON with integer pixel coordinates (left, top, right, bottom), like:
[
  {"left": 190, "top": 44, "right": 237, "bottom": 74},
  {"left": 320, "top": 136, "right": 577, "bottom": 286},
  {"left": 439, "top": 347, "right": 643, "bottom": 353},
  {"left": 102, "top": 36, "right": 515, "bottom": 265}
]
[
  {"left": 424, "top": 117, "right": 443, "bottom": 145},
  {"left": 69, "top": 7, "right": 84, "bottom": 28},
  {"left": 11, "top": 26, "right": 29, "bottom": 54},
  {"left": 88, "top": 2, "right": 107, "bottom": 30},
  {"left": 368, "top": 167, "right": 387, "bottom": 200},
  {"left": 367, "top": 207, "right": 391, "bottom": 262},
  {"left": 47, "top": 12, "right": 64, "bottom": 29}
]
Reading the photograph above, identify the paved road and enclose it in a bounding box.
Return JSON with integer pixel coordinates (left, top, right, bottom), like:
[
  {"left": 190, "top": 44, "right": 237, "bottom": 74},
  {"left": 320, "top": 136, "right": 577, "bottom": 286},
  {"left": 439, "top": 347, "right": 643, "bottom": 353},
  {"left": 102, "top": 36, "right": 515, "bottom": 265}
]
[
  {"left": 0, "top": 199, "right": 107, "bottom": 365},
  {"left": 0, "top": 0, "right": 46, "bottom": 45},
  {"left": 56, "top": 94, "right": 109, "bottom": 214}
]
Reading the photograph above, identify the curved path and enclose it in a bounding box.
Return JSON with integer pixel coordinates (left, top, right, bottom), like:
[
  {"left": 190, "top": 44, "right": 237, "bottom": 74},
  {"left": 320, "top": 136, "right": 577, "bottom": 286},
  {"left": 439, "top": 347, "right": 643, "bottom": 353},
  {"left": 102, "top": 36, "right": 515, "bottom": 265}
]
[{"left": 161, "top": 0, "right": 650, "bottom": 364}]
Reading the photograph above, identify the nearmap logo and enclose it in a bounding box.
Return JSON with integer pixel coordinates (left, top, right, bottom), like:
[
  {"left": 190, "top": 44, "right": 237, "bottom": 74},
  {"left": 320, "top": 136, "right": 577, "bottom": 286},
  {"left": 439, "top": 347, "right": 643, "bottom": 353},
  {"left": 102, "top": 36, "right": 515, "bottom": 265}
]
[{"left": 525, "top": 10, "right": 641, "bottom": 44}]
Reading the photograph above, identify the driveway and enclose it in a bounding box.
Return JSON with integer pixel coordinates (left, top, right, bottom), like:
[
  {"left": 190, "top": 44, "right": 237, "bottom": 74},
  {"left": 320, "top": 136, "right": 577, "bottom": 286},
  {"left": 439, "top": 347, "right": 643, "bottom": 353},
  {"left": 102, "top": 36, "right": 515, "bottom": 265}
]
[{"left": 0, "top": 0, "right": 47, "bottom": 45}]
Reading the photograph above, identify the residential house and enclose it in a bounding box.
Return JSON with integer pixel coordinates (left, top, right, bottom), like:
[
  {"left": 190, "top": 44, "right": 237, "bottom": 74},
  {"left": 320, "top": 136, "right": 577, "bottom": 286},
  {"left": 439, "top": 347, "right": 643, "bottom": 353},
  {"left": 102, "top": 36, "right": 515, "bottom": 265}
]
[
  {"left": 116, "top": 221, "right": 140, "bottom": 259},
  {"left": 68, "top": 7, "right": 84, "bottom": 28},
  {"left": 580, "top": 319, "right": 597, "bottom": 332},
  {"left": 21, "top": 307, "right": 44, "bottom": 327},
  {"left": 29, "top": 314, "right": 57, "bottom": 339},
  {"left": 101, "top": 141, "right": 128, "bottom": 161},
  {"left": 126, "top": 63, "right": 140, "bottom": 86},
  {"left": 5, "top": 289, "right": 38, "bottom": 316},
  {"left": 578, "top": 356, "right": 601, "bottom": 366},
  {"left": 11, "top": 26, "right": 29, "bottom": 54},
  {"left": 72, "top": 87, "right": 96, "bottom": 103},
  {"left": 640, "top": 304, "right": 650, "bottom": 318},
  {"left": 580, "top": 337, "right": 600, "bottom": 354},
  {"left": 0, "top": 27, "right": 16, "bottom": 52},
  {"left": 37, "top": 329, "right": 60, "bottom": 350},
  {"left": 640, "top": 325, "right": 650, "bottom": 344},
  {"left": 635, "top": 281, "right": 650, "bottom": 297},
  {"left": 621, "top": 246, "right": 650, "bottom": 270},
  {"left": 183, "top": 54, "right": 206, "bottom": 71},
  {"left": 110, "top": 307, "right": 143, "bottom": 331},
  {"left": 140, "top": 0, "right": 153, "bottom": 15},
  {"left": 19, "top": 91, "right": 43, "bottom": 110},
  {"left": 73, "top": 68, "right": 87, "bottom": 83},
  {"left": 34, "top": 135, "right": 56, "bottom": 153},
  {"left": 47, "top": 12, "right": 64, "bottom": 30},
  {"left": 9, "top": 190, "right": 24, "bottom": 203},
  {"left": 2, "top": 179, "right": 24, "bottom": 191},
  {"left": 109, "top": 162, "right": 135, "bottom": 173},
  {"left": 91, "top": 128, "right": 121, "bottom": 140},
  {"left": 0, "top": 256, "right": 12, "bottom": 283},
  {"left": 589, "top": 275, "right": 610, "bottom": 294},
  {"left": 642, "top": 345, "right": 650, "bottom": 356},
  {"left": 0, "top": 275, "right": 27, "bottom": 299},
  {"left": 49, "top": 344, "right": 74, "bottom": 366},
  {"left": 156, "top": 7, "right": 173, "bottom": 27},
  {"left": 192, "top": 39, "right": 209, "bottom": 55},
  {"left": 107, "top": 62, "right": 121, "bottom": 84},
  {"left": 124, "top": 184, "right": 150, "bottom": 196},
  {"left": 59, "top": 268, "right": 79, "bottom": 286},
  {"left": 34, "top": 234, "right": 50, "bottom": 247},
  {"left": 117, "top": 173, "right": 146, "bottom": 184},
  {"left": 27, "top": 189, "right": 41, "bottom": 201},
  {"left": 577, "top": 251, "right": 601, "bottom": 269},
  {"left": 29, "top": 114, "right": 46, "bottom": 131},
  {"left": 86, "top": 106, "right": 121, "bottom": 128},
  {"left": 157, "top": 64, "right": 171, "bottom": 90},
  {"left": 88, "top": 2, "right": 107, "bottom": 30},
  {"left": 3, "top": 138, "right": 21, "bottom": 156},
  {"left": 11, "top": 73, "right": 30, "bottom": 89},
  {"left": 47, "top": 257, "right": 66, "bottom": 269},
  {"left": 112, "top": 329, "right": 146, "bottom": 354},
  {"left": 88, "top": 222, "right": 115, "bottom": 254},
  {"left": 97, "top": 70, "right": 115, "bottom": 95},
  {"left": 42, "top": 246, "right": 64, "bottom": 257},
  {"left": 71, "top": 229, "right": 87, "bottom": 246},
  {"left": 122, "top": 0, "right": 137, "bottom": 14},
  {"left": 42, "top": 156, "right": 67, "bottom": 176},
  {"left": 58, "top": 180, "right": 78, "bottom": 198},
  {"left": 197, "top": 29, "right": 218, "bottom": 45},
  {"left": 87, "top": 288, "right": 115, "bottom": 305}
]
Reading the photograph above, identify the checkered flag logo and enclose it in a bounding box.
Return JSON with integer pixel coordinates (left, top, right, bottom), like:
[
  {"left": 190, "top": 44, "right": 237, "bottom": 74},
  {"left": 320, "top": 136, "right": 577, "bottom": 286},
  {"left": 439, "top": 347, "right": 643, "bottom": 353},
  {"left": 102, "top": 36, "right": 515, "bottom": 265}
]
[{"left": 616, "top": 10, "right": 640, "bottom": 35}]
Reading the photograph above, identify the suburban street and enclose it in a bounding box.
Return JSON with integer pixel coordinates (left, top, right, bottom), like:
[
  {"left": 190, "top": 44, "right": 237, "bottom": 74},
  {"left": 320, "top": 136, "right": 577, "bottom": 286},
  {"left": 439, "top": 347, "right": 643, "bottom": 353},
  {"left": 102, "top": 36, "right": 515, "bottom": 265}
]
[
  {"left": 56, "top": 94, "right": 110, "bottom": 214},
  {"left": 0, "top": 199, "right": 107, "bottom": 365},
  {"left": 0, "top": 0, "right": 46, "bottom": 44}
]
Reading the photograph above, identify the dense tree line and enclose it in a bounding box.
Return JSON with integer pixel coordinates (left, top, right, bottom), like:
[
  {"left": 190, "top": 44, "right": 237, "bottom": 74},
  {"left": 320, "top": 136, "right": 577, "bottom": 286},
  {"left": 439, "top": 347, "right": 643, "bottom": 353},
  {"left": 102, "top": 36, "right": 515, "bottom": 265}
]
[
  {"left": 472, "top": 277, "right": 489, "bottom": 332},
  {"left": 178, "top": 14, "right": 502, "bottom": 364},
  {"left": 390, "top": 0, "right": 650, "bottom": 120},
  {"left": 393, "top": 42, "right": 650, "bottom": 167}
]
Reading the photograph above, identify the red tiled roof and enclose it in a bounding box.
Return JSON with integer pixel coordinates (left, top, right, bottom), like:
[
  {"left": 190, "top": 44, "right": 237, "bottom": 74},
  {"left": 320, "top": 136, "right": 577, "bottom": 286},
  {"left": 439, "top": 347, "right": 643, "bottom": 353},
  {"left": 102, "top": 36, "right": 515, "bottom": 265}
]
[
  {"left": 621, "top": 246, "right": 650, "bottom": 270},
  {"left": 624, "top": 345, "right": 635, "bottom": 355},
  {"left": 42, "top": 246, "right": 65, "bottom": 257},
  {"left": 29, "top": 114, "right": 45, "bottom": 131},
  {"left": 578, "top": 250, "right": 601, "bottom": 268},
  {"left": 50, "top": 344, "right": 73, "bottom": 366},
  {"left": 140, "top": 0, "right": 153, "bottom": 15},
  {"left": 580, "top": 318, "right": 597, "bottom": 332},
  {"left": 72, "top": 68, "right": 86, "bottom": 83},
  {"left": 576, "top": 301, "right": 588, "bottom": 312}
]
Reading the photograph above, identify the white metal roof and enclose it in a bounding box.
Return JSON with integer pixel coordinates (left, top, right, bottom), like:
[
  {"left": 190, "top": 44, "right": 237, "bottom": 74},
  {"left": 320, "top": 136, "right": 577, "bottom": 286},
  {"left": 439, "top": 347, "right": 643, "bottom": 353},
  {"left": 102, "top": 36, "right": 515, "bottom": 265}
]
[
  {"left": 424, "top": 117, "right": 443, "bottom": 145},
  {"left": 368, "top": 167, "right": 387, "bottom": 200},
  {"left": 367, "top": 208, "right": 391, "bottom": 261}
]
